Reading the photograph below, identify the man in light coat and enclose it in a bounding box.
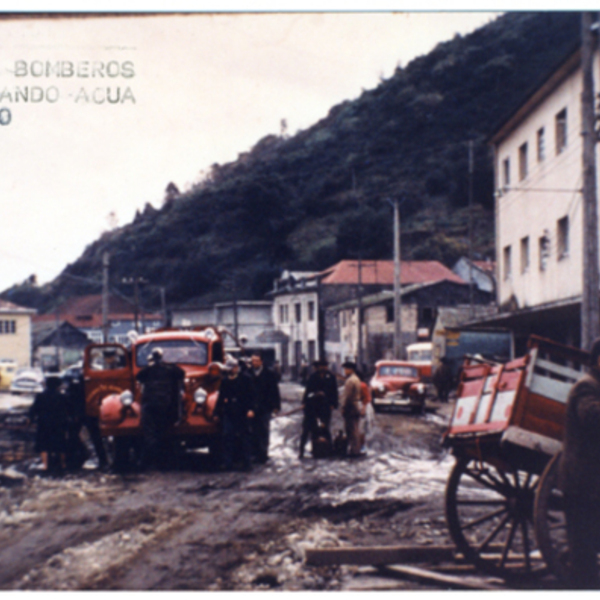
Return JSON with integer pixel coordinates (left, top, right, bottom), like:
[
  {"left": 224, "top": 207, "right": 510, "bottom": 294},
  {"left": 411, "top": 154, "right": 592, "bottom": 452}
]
[{"left": 341, "top": 361, "right": 363, "bottom": 457}]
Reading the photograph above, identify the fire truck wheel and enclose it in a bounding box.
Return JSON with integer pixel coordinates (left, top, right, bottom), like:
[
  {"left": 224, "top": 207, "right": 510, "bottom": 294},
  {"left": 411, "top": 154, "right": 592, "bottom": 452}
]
[{"left": 445, "top": 456, "right": 544, "bottom": 578}]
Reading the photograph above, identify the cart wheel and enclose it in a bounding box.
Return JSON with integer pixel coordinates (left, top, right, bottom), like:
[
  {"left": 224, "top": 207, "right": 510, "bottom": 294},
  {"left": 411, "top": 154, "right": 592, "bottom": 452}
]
[
  {"left": 446, "top": 457, "right": 543, "bottom": 578},
  {"left": 534, "top": 451, "right": 570, "bottom": 583}
]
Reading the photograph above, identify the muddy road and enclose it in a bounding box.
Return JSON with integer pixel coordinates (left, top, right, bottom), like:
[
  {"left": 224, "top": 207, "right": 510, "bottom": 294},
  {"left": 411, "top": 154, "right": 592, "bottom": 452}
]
[{"left": 0, "top": 384, "right": 543, "bottom": 591}]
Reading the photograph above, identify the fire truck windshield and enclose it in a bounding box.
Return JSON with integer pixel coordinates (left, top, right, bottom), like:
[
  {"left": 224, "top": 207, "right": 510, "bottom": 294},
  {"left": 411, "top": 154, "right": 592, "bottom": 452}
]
[{"left": 136, "top": 339, "right": 209, "bottom": 367}]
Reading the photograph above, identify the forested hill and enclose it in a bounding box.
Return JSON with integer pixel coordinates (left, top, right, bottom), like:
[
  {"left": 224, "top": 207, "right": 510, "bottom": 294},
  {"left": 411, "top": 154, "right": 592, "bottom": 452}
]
[{"left": 3, "top": 12, "right": 581, "bottom": 313}]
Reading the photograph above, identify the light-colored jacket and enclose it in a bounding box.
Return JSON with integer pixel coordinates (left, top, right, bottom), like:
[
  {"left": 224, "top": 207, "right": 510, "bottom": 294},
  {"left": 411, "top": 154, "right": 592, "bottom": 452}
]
[{"left": 342, "top": 372, "right": 362, "bottom": 419}]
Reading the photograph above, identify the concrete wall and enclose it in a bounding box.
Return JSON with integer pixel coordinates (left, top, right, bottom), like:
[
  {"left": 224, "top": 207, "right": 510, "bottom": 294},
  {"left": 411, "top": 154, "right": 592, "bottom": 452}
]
[{"left": 0, "top": 313, "right": 32, "bottom": 367}]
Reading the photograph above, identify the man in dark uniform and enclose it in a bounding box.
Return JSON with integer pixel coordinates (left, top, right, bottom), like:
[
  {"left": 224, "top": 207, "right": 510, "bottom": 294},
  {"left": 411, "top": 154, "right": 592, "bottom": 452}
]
[
  {"left": 299, "top": 359, "right": 339, "bottom": 458},
  {"left": 63, "top": 365, "right": 107, "bottom": 469},
  {"left": 248, "top": 352, "right": 281, "bottom": 464},
  {"left": 559, "top": 337, "right": 600, "bottom": 588},
  {"left": 433, "top": 357, "right": 453, "bottom": 403},
  {"left": 136, "top": 347, "right": 185, "bottom": 470},
  {"left": 29, "top": 374, "right": 69, "bottom": 472},
  {"left": 214, "top": 358, "right": 256, "bottom": 471}
]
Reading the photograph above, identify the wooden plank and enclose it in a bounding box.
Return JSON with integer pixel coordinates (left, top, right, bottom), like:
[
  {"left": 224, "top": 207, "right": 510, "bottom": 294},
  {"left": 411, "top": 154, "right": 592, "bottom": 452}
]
[
  {"left": 535, "top": 357, "right": 582, "bottom": 381},
  {"left": 304, "top": 545, "right": 457, "bottom": 566},
  {"left": 377, "top": 565, "right": 500, "bottom": 590},
  {"left": 501, "top": 425, "right": 562, "bottom": 455},
  {"left": 529, "top": 374, "right": 571, "bottom": 404}
]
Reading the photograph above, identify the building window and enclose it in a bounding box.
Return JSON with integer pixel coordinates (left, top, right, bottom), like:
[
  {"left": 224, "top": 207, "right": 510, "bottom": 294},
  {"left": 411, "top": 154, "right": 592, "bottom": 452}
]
[
  {"left": 503, "top": 245, "right": 512, "bottom": 281},
  {"left": 420, "top": 307, "right": 434, "bottom": 322},
  {"left": 295, "top": 303, "right": 302, "bottom": 323},
  {"left": 502, "top": 157, "right": 510, "bottom": 187},
  {"left": 539, "top": 232, "right": 551, "bottom": 271},
  {"left": 557, "top": 216, "right": 569, "bottom": 259},
  {"left": 537, "top": 127, "right": 545, "bottom": 162},
  {"left": 518, "top": 142, "right": 528, "bottom": 181},
  {"left": 556, "top": 108, "right": 567, "bottom": 154},
  {"left": 308, "top": 301, "right": 315, "bottom": 321},
  {"left": 279, "top": 304, "right": 289, "bottom": 324},
  {"left": 386, "top": 305, "right": 394, "bottom": 323},
  {"left": 0, "top": 320, "right": 16, "bottom": 334},
  {"left": 308, "top": 340, "right": 316, "bottom": 363},
  {"left": 520, "top": 236, "right": 530, "bottom": 274}
]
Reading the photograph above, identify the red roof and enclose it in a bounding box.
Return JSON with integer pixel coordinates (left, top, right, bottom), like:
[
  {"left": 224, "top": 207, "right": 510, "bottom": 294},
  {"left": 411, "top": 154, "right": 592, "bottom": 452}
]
[
  {"left": 473, "top": 260, "right": 496, "bottom": 274},
  {"left": 0, "top": 299, "right": 36, "bottom": 313},
  {"left": 320, "top": 260, "right": 465, "bottom": 286}
]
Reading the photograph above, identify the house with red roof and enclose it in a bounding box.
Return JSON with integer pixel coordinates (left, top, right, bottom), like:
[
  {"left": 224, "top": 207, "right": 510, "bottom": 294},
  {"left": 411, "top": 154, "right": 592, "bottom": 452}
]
[{"left": 269, "top": 260, "right": 495, "bottom": 377}]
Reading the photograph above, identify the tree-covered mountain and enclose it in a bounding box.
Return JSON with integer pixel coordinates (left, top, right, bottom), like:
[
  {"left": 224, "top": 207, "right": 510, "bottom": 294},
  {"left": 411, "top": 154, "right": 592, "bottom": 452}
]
[{"left": 2, "top": 12, "right": 582, "bottom": 313}]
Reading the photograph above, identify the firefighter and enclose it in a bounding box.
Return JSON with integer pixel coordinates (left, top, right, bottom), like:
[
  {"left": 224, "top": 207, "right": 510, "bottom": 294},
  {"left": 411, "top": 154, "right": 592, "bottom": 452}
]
[
  {"left": 299, "top": 359, "right": 338, "bottom": 459},
  {"left": 214, "top": 358, "right": 256, "bottom": 471},
  {"left": 63, "top": 365, "right": 107, "bottom": 469},
  {"left": 341, "top": 361, "right": 363, "bottom": 457},
  {"left": 248, "top": 352, "right": 281, "bottom": 464},
  {"left": 433, "top": 357, "right": 453, "bottom": 403},
  {"left": 559, "top": 337, "right": 600, "bottom": 588},
  {"left": 29, "top": 374, "right": 68, "bottom": 472},
  {"left": 136, "top": 347, "right": 185, "bottom": 470}
]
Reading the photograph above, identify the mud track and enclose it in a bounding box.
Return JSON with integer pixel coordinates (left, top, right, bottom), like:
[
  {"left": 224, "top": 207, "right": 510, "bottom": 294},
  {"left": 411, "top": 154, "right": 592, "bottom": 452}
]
[{"left": 0, "top": 384, "right": 546, "bottom": 590}]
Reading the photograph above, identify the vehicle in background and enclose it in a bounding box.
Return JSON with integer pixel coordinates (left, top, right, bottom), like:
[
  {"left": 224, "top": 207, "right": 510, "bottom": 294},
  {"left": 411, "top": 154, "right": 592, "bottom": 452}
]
[
  {"left": 369, "top": 360, "right": 428, "bottom": 414},
  {"left": 10, "top": 367, "right": 45, "bottom": 395},
  {"left": 433, "top": 327, "right": 514, "bottom": 380},
  {"left": 0, "top": 360, "right": 17, "bottom": 391},
  {"left": 83, "top": 327, "right": 226, "bottom": 470},
  {"left": 406, "top": 342, "right": 433, "bottom": 379}
]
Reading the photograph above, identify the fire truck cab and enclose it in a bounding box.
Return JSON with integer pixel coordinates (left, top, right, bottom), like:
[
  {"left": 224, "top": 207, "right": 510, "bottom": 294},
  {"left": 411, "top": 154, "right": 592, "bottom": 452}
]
[{"left": 83, "top": 327, "right": 225, "bottom": 469}]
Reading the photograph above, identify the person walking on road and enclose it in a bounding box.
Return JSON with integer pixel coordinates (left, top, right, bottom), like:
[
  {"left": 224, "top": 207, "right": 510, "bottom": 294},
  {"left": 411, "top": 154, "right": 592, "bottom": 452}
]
[
  {"left": 559, "top": 337, "right": 600, "bottom": 588},
  {"left": 214, "top": 358, "right": 256, "bottom": 471},
  {"left": 341, "top": 361, "right": 363, "bottom": 457},
  {"left": 299, "top": 359, "right": 338, "bottom": 458},
  {"left": 248, "top": 352, "right": 281, "bottom": 464},
  {"left": 136, "top": 347, "right": 185, "bottom": 470},
  {"left": 29, "top": 374, "right": 69, "bottom": 472}
]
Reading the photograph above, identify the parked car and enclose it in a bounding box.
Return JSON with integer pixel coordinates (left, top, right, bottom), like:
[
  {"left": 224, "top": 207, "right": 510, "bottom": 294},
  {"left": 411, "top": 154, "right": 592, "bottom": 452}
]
[
  {"left": 405, "top": 342, "right": 433, "bottom": 380},
  {"left": 10, "top": 368, "right": 45, "bottom": 395},
  {"left": 369, "top": 360, "right": 427, "bottom": 414}
]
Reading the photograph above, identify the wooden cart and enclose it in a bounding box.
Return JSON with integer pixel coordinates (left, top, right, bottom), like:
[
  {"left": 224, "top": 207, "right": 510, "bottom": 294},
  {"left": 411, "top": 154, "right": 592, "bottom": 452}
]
[{"left": 443, "top": 335, "right": 590, "bottom": 580}]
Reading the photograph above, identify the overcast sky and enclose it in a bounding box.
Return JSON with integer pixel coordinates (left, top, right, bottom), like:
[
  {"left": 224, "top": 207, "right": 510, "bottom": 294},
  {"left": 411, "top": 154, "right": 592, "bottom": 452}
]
[{"left": 0, "top": 12, "right": 500, "bottom": 292}]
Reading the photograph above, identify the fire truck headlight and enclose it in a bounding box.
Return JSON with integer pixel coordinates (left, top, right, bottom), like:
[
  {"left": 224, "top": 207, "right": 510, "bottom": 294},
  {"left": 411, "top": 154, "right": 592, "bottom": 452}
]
[
  {"left": 120, "top": 390, "right": 134, "bottom": 407},
  {"left": 194, "top": 388, "right": 208, "bottom": 405}
]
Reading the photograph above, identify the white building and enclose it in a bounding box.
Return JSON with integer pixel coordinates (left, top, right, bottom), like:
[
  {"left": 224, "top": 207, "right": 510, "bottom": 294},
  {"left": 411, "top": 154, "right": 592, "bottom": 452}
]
[
  {"left": 487, "top": 48, "right": 596, "bottom": 351},
  {"left": 269, "top": 270, "right": 320, "bottom": 375}
]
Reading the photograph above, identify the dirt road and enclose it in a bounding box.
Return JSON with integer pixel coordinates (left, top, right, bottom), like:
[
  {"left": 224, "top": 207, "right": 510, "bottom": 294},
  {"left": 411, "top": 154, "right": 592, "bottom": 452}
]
[{"left": 0, "top": 384, "right": 494, "bottom": 590}]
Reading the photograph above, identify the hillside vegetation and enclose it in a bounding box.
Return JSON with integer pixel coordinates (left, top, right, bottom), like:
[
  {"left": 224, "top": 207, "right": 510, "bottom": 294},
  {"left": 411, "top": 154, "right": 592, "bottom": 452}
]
[{"left": 2, "top": 12, "right": 581, "bottom": 313}]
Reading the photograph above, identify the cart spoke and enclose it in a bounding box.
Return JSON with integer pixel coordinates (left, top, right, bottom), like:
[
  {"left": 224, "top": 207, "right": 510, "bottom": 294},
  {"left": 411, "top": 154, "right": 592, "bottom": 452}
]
[
  {"left": 461, "top": 506, "right": 508, "bottom": 531},
  {"left": 477, "top": 512, "right": 511, "bottom": 552},
  {"left": 464, "top": 468, "right": 508, "bottom": 495},
  {"left": 499, "top": 518, "right": 518, "bottom": 569},
  {"left": 521, "top": 518, "right": 532, "bottom": 572}
]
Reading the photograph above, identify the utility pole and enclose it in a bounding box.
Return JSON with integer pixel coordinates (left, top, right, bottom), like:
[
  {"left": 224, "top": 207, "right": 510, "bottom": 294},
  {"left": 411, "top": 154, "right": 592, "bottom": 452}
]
[
  {"left": 468, "top": 140, "right": 475, "bottom": 320},
  {"left": 160, "top": 286, "right": 167, "bottom": 328},
  {"left": 387, "top": 198, "right": 402, "bottom": 359},
  {"left": 122, "top": 276, "right": 147, "bottom": 333},
  {"left": 357, "top": 255, "right": 363, "bottom": 368},
  {"left": 581, "top": 11, "right": 600, "bottom": 350},
  {"left": 102, "top": 252, "right": 110, "bottom": 343}
]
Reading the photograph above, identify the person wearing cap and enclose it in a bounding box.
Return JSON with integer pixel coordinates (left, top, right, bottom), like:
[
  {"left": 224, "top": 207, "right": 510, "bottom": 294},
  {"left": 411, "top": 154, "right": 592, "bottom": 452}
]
[
  {"left": 136, "top": 347, "right": 185, "bottom": 470},
  {"left": 341, "top": 361, "right": 363, "bottom": 457},
  {"left": 559, "top": 337, "right": 600, "bottom": 588},
  {"left": 248, "top": 352, "right": 281, "bottom": 464},
  {"left": 214, "top": 358, "right": 257, "bottom": 471},
  {"left": 29, "top": 374, "right": 69, "bottom": 472},
  {"left": 299, "top": 359, "right": 338, "bottom": 458}
]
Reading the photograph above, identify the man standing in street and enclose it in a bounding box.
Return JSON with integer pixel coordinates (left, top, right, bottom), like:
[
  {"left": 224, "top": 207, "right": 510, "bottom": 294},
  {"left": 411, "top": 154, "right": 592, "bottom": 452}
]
[
  {"left": 136, "top": 347, "right": 185, "bottom": 470},
  {"left": 559, "top": 337, "right": 600, "bottom": 588},
  {"left": 215, "top": 358, "right": 256, "bottom": 471},
  {"left": 341, "top": 361, "right": 363, "bottom": 457},
  {"left": 299, "top": 359, "right": 338, "bottom": 458},
  {"left": 248, "top": 352, "right": 281, "bottom": 464}
]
